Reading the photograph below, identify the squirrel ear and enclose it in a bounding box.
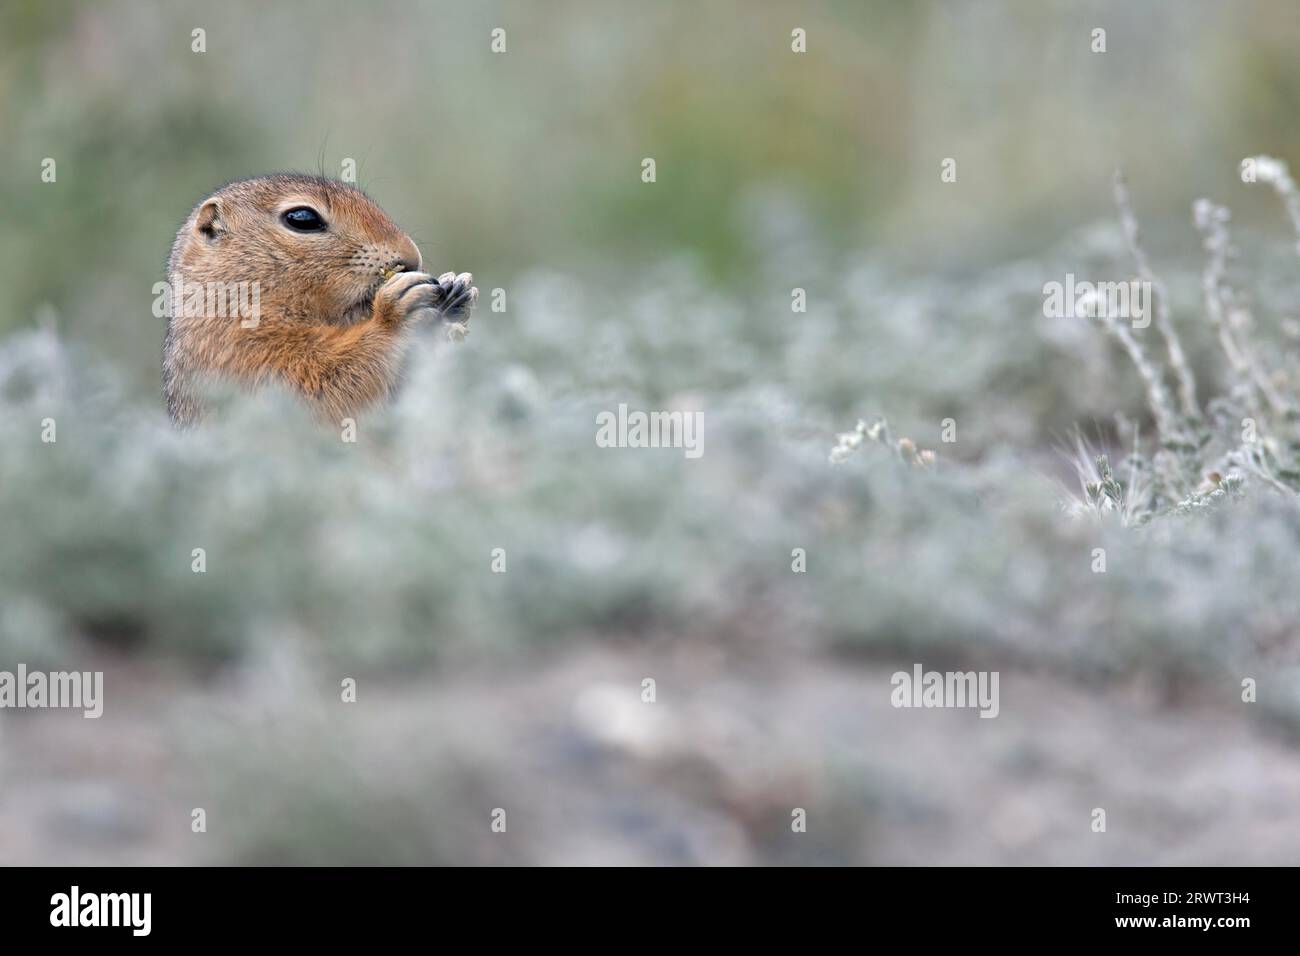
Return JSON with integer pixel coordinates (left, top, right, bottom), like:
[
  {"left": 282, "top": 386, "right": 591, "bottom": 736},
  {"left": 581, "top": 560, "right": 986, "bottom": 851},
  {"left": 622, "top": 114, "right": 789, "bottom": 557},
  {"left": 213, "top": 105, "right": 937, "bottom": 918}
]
[{"left": 194, "top": 199, "right": 226, "bottom": 241}]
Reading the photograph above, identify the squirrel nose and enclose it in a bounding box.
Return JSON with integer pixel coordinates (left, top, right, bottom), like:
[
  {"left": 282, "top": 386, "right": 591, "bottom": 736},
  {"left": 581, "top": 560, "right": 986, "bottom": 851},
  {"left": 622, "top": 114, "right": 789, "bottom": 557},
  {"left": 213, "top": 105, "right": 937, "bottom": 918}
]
[{"left": 398, "top": 237, "right": 422, "bottom": 273}]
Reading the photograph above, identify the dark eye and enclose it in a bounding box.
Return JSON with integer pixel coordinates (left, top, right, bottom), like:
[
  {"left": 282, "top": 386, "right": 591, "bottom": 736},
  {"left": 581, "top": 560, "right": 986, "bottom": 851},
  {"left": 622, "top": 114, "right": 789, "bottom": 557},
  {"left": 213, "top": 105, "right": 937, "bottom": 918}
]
[{"left": 281, "top": 207, "right": 326, "bottom": 232}]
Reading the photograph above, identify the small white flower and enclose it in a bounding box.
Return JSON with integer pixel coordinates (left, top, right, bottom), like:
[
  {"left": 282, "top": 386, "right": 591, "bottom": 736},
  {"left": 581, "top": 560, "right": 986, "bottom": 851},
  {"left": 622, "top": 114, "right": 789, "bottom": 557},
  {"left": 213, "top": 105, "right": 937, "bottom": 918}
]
[{"left": 1251, "top": 155, "right": 1290, "bottom": 185}]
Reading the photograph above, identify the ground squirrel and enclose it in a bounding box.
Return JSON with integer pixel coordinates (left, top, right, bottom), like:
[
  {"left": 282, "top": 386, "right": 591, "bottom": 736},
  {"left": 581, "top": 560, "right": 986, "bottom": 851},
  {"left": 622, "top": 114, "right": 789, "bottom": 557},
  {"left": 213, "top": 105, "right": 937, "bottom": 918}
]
[{"left": 161, "top": 173, "right": 476, "bottom": 426}]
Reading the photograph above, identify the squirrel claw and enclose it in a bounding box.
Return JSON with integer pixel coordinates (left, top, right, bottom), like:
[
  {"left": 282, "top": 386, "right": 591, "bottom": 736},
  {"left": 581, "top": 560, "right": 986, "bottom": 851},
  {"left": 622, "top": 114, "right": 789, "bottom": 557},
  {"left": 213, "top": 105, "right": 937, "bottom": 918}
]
[{"left": 436, "top": 271, "right": 477, "bottom": 320}]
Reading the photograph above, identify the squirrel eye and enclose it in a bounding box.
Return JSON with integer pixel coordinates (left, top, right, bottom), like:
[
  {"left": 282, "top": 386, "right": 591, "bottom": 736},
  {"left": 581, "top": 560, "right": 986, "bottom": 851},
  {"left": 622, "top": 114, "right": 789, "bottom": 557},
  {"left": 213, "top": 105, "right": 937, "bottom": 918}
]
[{"left": 281, "top": 206, "right": 326, "bottom": 232}]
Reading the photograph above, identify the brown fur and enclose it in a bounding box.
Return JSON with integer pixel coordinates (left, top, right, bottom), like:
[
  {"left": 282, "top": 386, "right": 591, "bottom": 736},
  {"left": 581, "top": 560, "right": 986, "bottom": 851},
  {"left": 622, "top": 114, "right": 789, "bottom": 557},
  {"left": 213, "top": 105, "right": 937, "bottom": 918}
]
[{"left": 161, "top": 174, "right": 468, "bottom": 426}]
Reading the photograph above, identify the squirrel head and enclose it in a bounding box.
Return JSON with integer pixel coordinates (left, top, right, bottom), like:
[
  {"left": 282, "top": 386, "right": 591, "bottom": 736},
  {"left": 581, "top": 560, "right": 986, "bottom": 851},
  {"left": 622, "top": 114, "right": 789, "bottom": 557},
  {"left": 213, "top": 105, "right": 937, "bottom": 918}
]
[{"left": 168, "top": 173, "right": 422, "bottom": 325}]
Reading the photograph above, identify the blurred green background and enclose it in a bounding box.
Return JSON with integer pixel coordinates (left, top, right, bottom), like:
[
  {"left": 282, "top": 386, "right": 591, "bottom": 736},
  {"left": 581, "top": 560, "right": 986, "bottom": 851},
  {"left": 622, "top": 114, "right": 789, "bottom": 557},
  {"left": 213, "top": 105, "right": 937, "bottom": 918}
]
[{"left": 4, "top": 0, "right": 1300, "bottom": 389}]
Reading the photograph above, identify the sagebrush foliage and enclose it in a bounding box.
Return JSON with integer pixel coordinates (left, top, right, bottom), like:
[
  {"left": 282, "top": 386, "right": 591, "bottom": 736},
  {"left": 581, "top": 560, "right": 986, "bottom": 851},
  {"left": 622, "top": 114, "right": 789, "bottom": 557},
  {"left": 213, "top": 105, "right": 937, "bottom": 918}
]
[
  {"left": 1065, "top": 159, "right": 1300, "bottom": 524},
  {"left": 7, "top": 168, "right": 1300, "bottom": 864},
  {"left": 2, "top": 211, "right": 1299, "bottom": 715}
]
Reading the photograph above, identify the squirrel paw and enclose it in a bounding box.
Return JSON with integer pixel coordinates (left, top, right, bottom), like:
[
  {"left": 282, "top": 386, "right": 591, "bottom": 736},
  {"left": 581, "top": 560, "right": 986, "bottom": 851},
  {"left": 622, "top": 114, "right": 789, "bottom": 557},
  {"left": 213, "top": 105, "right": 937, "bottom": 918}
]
[
  {"left": 372, "top": 270, "right": 477, "bottom": 329},
  {"left": 435, "top": 271, "right": 478, "bottom": 321},
  {"left": 373, "top": 271, "right": 442, "bottom": 326}
]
